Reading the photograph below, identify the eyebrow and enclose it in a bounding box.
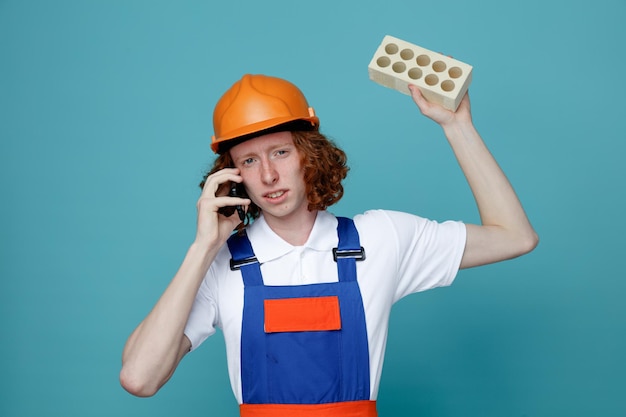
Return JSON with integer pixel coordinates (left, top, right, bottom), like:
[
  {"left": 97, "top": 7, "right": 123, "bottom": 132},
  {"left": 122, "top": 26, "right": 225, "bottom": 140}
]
[
  {"left": 235, "top": 142, "right": 294, "bottom": 161},
  {"left": 271, "top": 142, "right": 294, "bottom": 152}
]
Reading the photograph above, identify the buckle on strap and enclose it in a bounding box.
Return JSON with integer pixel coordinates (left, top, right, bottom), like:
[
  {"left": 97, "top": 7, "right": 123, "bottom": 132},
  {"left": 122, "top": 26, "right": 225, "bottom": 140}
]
[
  {"left": 333, "top": 247, "right": 366, "bottom": 262},
  {"left": 230, "top": 256, "right": 259, "bottom": 271},
  {"left": 232, "top": 248, "right": 365, "bottom": 269}
]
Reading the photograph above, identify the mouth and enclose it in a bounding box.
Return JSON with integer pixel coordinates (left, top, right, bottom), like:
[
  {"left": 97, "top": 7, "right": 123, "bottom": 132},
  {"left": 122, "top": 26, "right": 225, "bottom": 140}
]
[{"left": 265, "top": 190, "right": 286, "bottom": 200}]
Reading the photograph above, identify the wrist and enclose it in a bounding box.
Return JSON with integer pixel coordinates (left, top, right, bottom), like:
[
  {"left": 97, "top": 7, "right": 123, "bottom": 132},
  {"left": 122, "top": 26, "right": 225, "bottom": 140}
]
[
  {"left": 442, "top": 118, "right": 475, "bottom": 137},
  {"left": 184, "top": 240, "right": 221, "bottom": 276}
]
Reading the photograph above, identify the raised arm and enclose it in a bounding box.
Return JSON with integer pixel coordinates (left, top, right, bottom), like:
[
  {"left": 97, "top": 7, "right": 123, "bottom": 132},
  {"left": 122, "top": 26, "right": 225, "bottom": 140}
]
[
  {"left": 119, "top": 168, "right": 250, "bottom": 396},
  {"left": 408, "top": 85, "right": 538, "bottom": 269}
]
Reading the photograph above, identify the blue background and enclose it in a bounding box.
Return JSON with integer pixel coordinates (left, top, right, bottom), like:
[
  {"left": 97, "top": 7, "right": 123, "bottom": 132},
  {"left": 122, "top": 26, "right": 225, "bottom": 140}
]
[{"left": 1, "top": 0, "right": 625, "bottom": 416}]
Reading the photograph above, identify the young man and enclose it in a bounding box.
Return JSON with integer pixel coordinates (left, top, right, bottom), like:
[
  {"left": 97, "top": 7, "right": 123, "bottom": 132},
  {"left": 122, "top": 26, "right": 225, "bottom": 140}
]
[{"left": 120, "top": 74, "right": 538, "bottom": 416}]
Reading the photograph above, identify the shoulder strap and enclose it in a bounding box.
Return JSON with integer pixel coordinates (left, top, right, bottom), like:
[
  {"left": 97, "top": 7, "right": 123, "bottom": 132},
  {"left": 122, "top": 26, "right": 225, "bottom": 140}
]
[
  {"left": 227, "top": 232, "right": 263, "bottom": 286},
  {"left": 334, "top": 217, "right": 366, "bottom": 283}
]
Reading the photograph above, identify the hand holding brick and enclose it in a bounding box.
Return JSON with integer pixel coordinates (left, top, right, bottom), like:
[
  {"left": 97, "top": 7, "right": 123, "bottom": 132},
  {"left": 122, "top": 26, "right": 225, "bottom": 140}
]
[{"left": 368, "top": 35, "right": 473, "bottom": 111}]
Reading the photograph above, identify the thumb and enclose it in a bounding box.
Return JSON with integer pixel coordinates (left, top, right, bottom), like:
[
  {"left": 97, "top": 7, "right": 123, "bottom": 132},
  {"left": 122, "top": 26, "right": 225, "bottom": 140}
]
[
  {"left": 408, "top": 84, "right": 430, "bottom": 113},
  {"left": 409, "top": 84, "right": 428, "bottom": 109}
]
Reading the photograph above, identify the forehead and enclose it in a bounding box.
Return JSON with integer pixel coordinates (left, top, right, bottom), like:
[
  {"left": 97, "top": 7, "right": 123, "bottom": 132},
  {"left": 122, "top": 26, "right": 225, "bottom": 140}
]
[{"left": 229, "top": 131, "right": 294, "bottom": 158}]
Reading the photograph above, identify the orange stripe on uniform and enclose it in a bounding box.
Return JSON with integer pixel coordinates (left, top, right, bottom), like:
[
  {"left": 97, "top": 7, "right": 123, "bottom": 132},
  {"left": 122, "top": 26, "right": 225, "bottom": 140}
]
[
  {"left": 240, "top": 400, "right": 377, "bottom": 417},
  {"left": 264, "top": 296, "right": 341, "bottom": 333}
]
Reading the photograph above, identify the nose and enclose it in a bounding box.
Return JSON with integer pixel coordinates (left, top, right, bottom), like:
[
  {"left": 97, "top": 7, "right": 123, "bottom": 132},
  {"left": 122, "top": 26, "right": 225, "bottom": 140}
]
[{"left": 261, "top": 160, "right": 278, "bottom": 185}]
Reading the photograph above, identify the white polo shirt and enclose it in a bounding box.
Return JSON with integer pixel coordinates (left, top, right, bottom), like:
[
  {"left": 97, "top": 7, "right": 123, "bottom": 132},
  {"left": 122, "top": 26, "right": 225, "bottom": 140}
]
[{"left": 184, "top": 209, "right": 466, "bottom": 403}]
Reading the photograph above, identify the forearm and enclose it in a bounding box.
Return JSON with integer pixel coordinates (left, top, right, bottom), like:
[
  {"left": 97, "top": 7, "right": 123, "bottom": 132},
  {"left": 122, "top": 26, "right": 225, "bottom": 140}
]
[
  {"left": 442, "top": 120, "right": 538, "bottom": 267},
  {"left": 120, "top": 167, "right": 250, "bottom": 396},
  {"left": 120, "top": 240, "right": 219, "bottom": 396},
  {"left": 443, "top": 120, "right": 525, "bottom": 226}
]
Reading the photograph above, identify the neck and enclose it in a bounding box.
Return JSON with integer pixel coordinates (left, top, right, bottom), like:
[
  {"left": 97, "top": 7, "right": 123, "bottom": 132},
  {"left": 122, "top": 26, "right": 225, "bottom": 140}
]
[{"left": 264, "top": 210, "right": 318, "bottom": 246}]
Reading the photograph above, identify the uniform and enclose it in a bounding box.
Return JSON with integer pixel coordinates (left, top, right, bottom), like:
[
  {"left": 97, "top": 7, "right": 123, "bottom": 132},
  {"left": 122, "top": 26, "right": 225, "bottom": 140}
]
[{"left": 184, "top": 209, "right": 466, "bottom": 414}]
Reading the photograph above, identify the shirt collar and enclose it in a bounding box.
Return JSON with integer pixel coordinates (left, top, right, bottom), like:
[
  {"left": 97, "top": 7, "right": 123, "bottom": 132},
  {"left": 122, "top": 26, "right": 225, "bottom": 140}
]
[{"left": 247, "top": 211, "right": 338, "bottom": 263}]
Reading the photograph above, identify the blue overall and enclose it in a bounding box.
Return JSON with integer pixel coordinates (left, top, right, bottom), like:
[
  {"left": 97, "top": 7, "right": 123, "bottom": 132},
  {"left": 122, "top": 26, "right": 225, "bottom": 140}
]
[{"left": 227, "top": 217, "right": 370, "bottom": 407}]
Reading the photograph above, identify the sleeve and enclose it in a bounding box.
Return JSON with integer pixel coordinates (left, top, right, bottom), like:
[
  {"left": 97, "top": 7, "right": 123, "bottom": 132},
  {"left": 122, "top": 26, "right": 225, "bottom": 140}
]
[
  {"left": 356, "top": 210, "right": 466, "bottom": 303},
  {"left": 390, "top": 210, "right": 466, "bottom": 301},
  {"left": 184, "top": 268, "right": 219, "bottom": 352}
]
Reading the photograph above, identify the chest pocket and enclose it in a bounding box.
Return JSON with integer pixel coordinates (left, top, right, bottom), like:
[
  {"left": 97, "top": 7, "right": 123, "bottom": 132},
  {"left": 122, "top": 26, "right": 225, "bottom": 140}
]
[{"left": 264, "top": 296, "right": 341, "bottom": 333}]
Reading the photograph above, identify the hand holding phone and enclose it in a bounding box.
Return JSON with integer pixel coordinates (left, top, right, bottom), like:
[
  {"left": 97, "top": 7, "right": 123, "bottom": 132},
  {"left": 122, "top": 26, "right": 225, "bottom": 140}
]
[{"left": 218, "top": 182, "right": 246, "bottom": 221}]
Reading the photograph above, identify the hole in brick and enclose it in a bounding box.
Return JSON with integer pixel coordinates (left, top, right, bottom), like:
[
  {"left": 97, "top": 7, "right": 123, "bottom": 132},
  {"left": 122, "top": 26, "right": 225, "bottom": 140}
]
[
  {"left": 385, "top": 43, "right": 399, "bottom": 55},
  {"left": 416, "top": 54, "right": 430, "bottom": 66},
  {"left": 448, "top": 67, "right": 462, "bottom": 78},
  {"left": 425, "top": 74, "right": 439, "bottom": 86},
  {"left": 400, "top": 49, "right": 414, "bottom": 60},
  {"left": 441, "top": 80, "right": 455, "bottom": 92},
  {"left": 432, "top": 61, "right": 446, "bottom": 72},
  {"left": 377, "top": 56, "right": 391, "bottom": 68},
  {"left": 392, "top": 62, "right": 406, "bottom": 73},
  {"left": 408, "top": 68, "right": 423, "bottom": 80}
]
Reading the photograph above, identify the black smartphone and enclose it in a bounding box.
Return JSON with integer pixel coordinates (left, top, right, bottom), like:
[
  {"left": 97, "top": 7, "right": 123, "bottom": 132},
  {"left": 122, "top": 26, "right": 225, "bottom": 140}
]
[{"left": 218, "top": 182, "right": 247, "bottom": 221}]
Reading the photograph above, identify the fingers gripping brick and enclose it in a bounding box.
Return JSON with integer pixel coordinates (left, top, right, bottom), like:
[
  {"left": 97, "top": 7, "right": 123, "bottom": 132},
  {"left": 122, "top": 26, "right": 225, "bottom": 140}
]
[{"left": 368, "top": 35, "right": 473, "bottom": 111}]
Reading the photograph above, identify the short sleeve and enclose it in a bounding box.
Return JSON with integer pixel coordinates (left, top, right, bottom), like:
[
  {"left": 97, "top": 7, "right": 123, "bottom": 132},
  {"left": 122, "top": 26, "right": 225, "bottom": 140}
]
[
  {"left": 354, "top": 210, "right": 466, "bottom": 303},
  {"left": 184, "top": 269, "right": 219, "bottom": 351},
  {"left": 389, "top": 210, "right": 466, "bottom": 301}
]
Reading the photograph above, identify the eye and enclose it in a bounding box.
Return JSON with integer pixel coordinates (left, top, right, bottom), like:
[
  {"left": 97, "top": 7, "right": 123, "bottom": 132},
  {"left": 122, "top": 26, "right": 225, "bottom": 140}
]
[{"left": 241, "top": 157, "right": 255, "bottom": 166}]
